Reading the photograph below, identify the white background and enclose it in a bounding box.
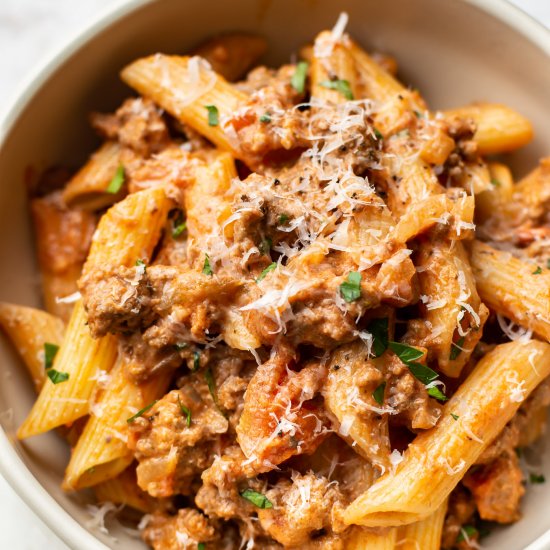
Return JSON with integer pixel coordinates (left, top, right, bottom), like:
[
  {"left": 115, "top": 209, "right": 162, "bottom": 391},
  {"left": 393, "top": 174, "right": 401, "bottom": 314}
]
[{"left": 0, "top": 0, "right": 549, "bottom": 548}]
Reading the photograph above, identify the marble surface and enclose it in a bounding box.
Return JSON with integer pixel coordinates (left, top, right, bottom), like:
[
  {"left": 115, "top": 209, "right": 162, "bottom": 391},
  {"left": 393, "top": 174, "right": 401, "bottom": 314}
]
[{"left": 0, "top": 0, "right": 549, "bottom": 548}]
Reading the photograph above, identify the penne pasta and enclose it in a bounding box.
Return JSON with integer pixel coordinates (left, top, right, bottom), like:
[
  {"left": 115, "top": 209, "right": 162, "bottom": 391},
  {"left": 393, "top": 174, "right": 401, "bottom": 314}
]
[
  {"left": 346, "top": 527, "right": 397, "bottom": 550},
  {"left": 62, "top": 141, "right": 124, "bottom": 211},
  {"left": 343, "top": 340, "right": 550, "bottom": 527},
  {"left": 396, "top": 500, "right": 448, "bottom": 550},
  {"left": 0, "top": 303, "right": 64, "bottom": 392}
]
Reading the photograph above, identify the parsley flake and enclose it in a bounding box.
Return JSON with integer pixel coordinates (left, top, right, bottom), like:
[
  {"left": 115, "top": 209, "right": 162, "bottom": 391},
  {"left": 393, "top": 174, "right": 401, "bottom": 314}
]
[
  {"left": 127, "top": 400, "right": 158, "bottom": 423},
  {"left": 256, "top": 262, "right": 277, "bottom": 283},
  {"left": 456, "top": 525, "right": 478, "bottom": 543},
  {"left": 490, "top": 177, "right": 501, "bottom": 187},
  {"left": 372, "top": 382, "right": 386, "bottom": 406},
  {"left": 451, "top": 413, "right": 460, "bottom": 421},
  {"left": 388, "top": 341, "right": 425, "bottom": 364},
  {"left": 408, "top": 362, "right": 439, "bottom": 385},
  {"left": 339, "top": 271, "right": 362, "bottom": 303},
  {"left": 106, "top": 165, "right": 125, "bottom": 194},
  {"left": 547, "top": 259, "right": 550, "bottom": 269},
  {"left": 367, "top": 317, "right": 389, "bottom": 357},
  {"left": 259, "top": 238, "right": 272, "bottom": 255},
  {"left": 172, "top": 210, "right": 187, "bottom": 238},
  {"left": 427, "top": 386, "right": 448, "bottom": 401},
  {"left": 373, "top": 127, "right": 384, "bottom": 140},
  {"left": 202, "top": 254, "right": 213, "bottom": 275},
  {"left": 240, "top": 488, "right": 273, "bottom": 509},
  {"left": 178, "top": 396, "right": 192, "bottom": 427},
  {"left": 533, "top": 266, "right": 542, "bottom": 275},
  {"left": 205, "top": 104, "right": 219, "bottom": 126},
  {"left": 291, "top": 61, "right": 309, "bottom": 93},
  {"left": 46, "top": 369, "right": 69, "bottom": 385},
  {"left": 450, "top": 336, "right": 465, "bottom": 360},
  {"left": 530, "top": 473, "right": 545, "bottom": 484},
  {"left": 204, "top": 367, "right": 224, "bottom": 414},
  {"left": 198, "top": 544, "right": 205, "bottom": 550},
  {"left": 192, "top": 351, "right": 201, "bottom": 372},
  {"left": 259, "top": 113, "right": 272, "bottom": 123},
  {"left": 44, "top": 342, "right": 59, "bottom": 370},
  {"left": 278, "top": 213, "right": 289, "bottom": 225},
  {"left": 319, "top": 79, "right": 354, "bottom": 100}
]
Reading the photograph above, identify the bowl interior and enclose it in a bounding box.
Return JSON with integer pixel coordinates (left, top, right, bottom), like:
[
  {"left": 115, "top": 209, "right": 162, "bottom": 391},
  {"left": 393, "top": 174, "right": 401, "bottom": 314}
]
[{"left": 0, "top": 0, "right": 549, "bottom": 548}]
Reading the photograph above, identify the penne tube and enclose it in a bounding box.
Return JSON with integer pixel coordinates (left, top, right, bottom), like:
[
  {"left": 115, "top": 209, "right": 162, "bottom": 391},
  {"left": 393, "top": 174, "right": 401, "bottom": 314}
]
[
  {"left": 18, "top": 187, "right": 170, "bottom": 439},
  {"left": 475, "top": 162, "right": 515, "bottom": 222},
  {"left": 443, "top": 103, "right": 533, "bottom": 155},
  {"left": 470, "top": 240, "right": 550, "bottom": 341},
  {"left": 0, "top": 303, "right": 64, "bottom": 392},
  {"left": 310, "top": 30, "right": 360, "bottom": 103},
  {"left": 30, "top": 191, "right": 96, "bottom": 322},
  {"left": 343, "top": 340, "right": 550, "bottom": 528},
  {"left": 121, "top": 54, "right": 247, "bottom": 158},
  {"left": 192, "top": 33, "right": 267, "bottom": 81},
  {"left": 511, "top": 156, "right": 550, "bottom": 218},
  {"left": 93, "top": 466, "right": 156, "bottom": 513},
  {"left": 396, "top": 500, "right": 448, "bottom": 550},
  {"left": 62, "top": 141, "right": 124, "bottom": 211},
  {"left": 63, "top": 355, "right": 171, "bottom": 490},
  {"left": 346, "top": 527, "right": 397, "bottom": 550}
]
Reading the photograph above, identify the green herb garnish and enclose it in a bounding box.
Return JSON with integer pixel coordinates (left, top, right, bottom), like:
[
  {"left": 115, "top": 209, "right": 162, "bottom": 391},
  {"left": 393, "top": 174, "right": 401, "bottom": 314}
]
[
  {"left": 44, "top": 342, "right": 59, "bottom": 370},
  {"left": 291, "top": 61, "right": 309, "bottom": 93},
  {"left": 172, "top": 211, "right": 187, "bottom": 238},
  {"left": 456, "top": 525, "right": 478, "bottom": 543},
  {"left": 388, "top": 342, "right": 425, "bottom": 364},
  {"left": 256, "top": 262, "right": 277, "bottom": 283},
  {"left": 339, "top": 271, "right": 362, "bottom": 303},
  {"left": 240, "top": 488, "right": 273, "bottom": 509},
  {"left": 198, "top": 544, "right": 205, "bottom": 550},
  {"left": 259, "top": 113, "right": 272, "bottom": 123},
  {"left": 368, "top": 317, "right": 389, "bottom": 357},
  {"left": 178, "top": 396, "right": 191, "bottom": 427},
  {"left": 533, "top": 266, "right": 542, "bottom": 275},
  {"left": 205, "top": 104, "right": 219, "bottom": 126},
  {"left": 530, "top": 473, "right": 546, "bottom": 484},
  {"left": 490, "top": 177, "right": 501, "bottom": 187},
  {"left": 46, "top": 369, "right": 69, "bottom": 385},
  {"left": 427, "top": 385, "right": 448, "bottom": 401},
  {"left": 451, "top": 413, "right": 460, "bottom": 421},
  {"left": 106, "top": 164, "right": 125, "bottom": 194},
  {"left": 202, "top": 254, "right": 213, "bottom": 275},
  {"left": 373, "top": 127, "right": 384, "bottom": 140},
  {"left": 450, "top": 336, "right": 465, "bottom": 360},
  {"left": 259, "top": 238, "right": 272, "bottom": 255},
  {"left": 408, "top": 362, "right": 439, "bottom": 385},
  {"left": 127, "top": 400, "right": 158, "bottom": 423},
  {"left": 278, "top": 213, "right": 289, "bottom": 225},
  {"left": 319, "top": 79, "right": 354, "bottom": 100},
  {"left": 372, "top": 382, "right": 386, "bottom": 406},
  {"left": 192, "top": 351, "right": 201, "bottom": 372}
]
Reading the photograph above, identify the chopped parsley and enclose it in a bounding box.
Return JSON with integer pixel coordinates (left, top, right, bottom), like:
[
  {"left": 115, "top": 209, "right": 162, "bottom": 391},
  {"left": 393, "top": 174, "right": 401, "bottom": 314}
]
[
  {"left": 256, "top": 262, "right": 277, "bottom": 282},
  {"left": 135, "top": 258, "right": 146, "bottom": 269},
  {"left": 278, "top": 213, "right": 289, "bottom": 225},
  {"left": 127, "top": 400, "right": 158, "bottom": 423},
  {"left": 427, "top": 386, "right": 448, "bottom": 402},
  {"left": 413, "top": 110, "right": 424, "bottom": 118},
  {"left": 372, "top": 382, "right": 386, "bottom": 406},
  {"left": 450, "top": 336, "right": 465, "bottom": 360},
  {"left": 291, "top": 61, "right": 309, "bottom": 93},
  {"left": 367, "top": 317, "right": 389, "bottom": 357},
  {"left": 204, "top": 367, "right": 223, "bottom": 414},
  {"left": 547, "top": 259, "right": 550, "bottom": 269},
  {"left": 339, "top": 271, "right": 362, "bottom": 303},
  {"left": 456, "top": 525, "right": 478, "bottom": 543},
  {"left": 240, "top": 488, "right": 273, "bottom": 509},
  {"left": 192, "top": 351, "right": 201, "bottom": 372},
  {"left": 388, "top": 341, "right": 425, "bottom": 364},
  {"left": 44, "top": 342, "right": 59, "bottom": 370},
  {"left": 202, "top": 254, "right": 213, "bottom": 275},
  {"left": 178, "top": 396, "right": 192, "bottom": 427},
  {"left": 259, "top": 237, "right": 272, "bottom": 255},
  {"left": 205, "top": 104, "right": 219, "bottom": 126},
  {"left": 106, "top": 164, "right": 125, "bottom": 194},
  {"left": 533, "top": 266, "right": 542, "bottom": 275},
  {"left": 46, "top": 369, "right": 69, "bottom": 385},
  {"left": 259, "top": 113, "right": 272, "bottom": 123},
  {"left": 450, "top": 413, "right": 460, "bottom": 421},
  {"left": 373, "top": 127, "right": 383, "bottom": 140},
  {"left": 490, "top": 177, "right": 501, "bottom": 187},
  {"left": 319, "top": 79, "right": 354, "bottom": 100},
  {"left": 172, "top": 210, "right": 187, "bottom": 237},
  {"left": 198, "top": 544, "right": 205, "bottom": 550},
  {"left": 408, "top": 362, "right": 439, "bottom": 385},
  {"left": 530, "top": 473, "right": 545, "bottom": 484}
]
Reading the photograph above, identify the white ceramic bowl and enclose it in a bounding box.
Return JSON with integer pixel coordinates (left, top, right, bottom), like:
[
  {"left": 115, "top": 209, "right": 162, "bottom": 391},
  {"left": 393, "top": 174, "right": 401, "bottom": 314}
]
[{"left": 0, "top": 0, "right": 549, "bottom": 548}]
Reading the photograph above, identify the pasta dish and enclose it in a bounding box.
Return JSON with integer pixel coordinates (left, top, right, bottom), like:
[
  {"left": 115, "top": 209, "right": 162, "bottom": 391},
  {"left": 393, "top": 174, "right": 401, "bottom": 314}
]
[{"left": 3, "top": 12, "right": 550, "bottom": 550}]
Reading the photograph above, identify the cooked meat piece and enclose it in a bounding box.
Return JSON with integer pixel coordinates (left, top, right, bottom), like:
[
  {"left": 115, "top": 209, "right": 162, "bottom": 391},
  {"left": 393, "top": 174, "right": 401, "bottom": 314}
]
[
  {"left": 90, "top": 97, "right": 171, "bottom": 157},
  {"left": 128, "top": 383, "right": 228, "bottom": 498},
  {"left": 257, "top": 472, "right": 346, "bottom": 547},
  {"left": 237, "top": 343, "right": 329, "bottom": 472},
  {"left": 441, "top": 485, "right": 478, "bottom": 549},
  {"left": 463, "top": 451, "right": 524, "bottom": 523},
  {"left": 142, "top": 508, "right": 218, "bottom": 550}
]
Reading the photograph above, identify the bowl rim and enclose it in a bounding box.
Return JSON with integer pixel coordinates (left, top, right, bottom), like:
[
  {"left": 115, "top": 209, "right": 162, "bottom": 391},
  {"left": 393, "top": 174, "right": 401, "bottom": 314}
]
[{"left": 0, "top": 0, "right": 549, "bottom": 548}]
